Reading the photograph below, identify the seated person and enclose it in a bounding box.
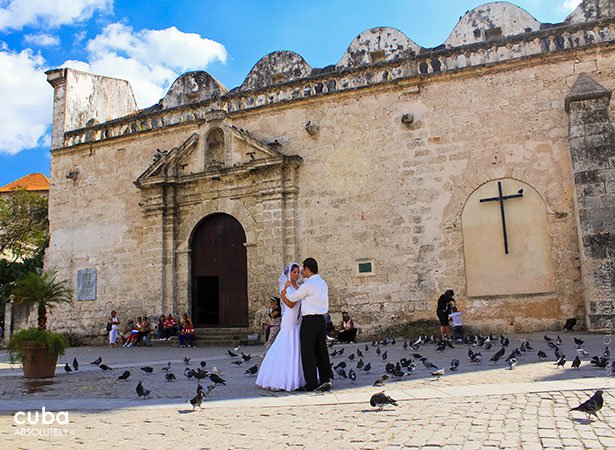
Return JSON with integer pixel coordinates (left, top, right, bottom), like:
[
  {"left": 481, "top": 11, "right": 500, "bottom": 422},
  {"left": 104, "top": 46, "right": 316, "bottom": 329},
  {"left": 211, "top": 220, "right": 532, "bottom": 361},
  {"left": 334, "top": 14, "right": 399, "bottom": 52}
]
[
  {"left": 139, "top": 316, "right": 152, "bottom": 346},
  {"left": 178, "top": 314, "right": 195, "bottom": 348},
  {"left": 123, "top": 318, "right": 140, "bottom": 347},
  {"left": 156, "top": 314, "right": 166, "bottom": 340},
  {"left": 338, "top": 311, "right": 358, "bottom": 343},
  {"left": 163, "top": 314, "right": 177, "bottom": 339},
  {"left": 120, "top": 319, "right": 135, "bottom": 345}
]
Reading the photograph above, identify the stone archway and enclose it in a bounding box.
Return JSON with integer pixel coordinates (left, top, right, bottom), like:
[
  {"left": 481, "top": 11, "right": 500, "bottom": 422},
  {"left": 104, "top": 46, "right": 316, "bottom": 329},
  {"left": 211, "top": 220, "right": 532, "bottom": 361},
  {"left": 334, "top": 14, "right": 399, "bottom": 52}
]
[{"left": 190, "top": 213, "right": 248, "bottom": 327}]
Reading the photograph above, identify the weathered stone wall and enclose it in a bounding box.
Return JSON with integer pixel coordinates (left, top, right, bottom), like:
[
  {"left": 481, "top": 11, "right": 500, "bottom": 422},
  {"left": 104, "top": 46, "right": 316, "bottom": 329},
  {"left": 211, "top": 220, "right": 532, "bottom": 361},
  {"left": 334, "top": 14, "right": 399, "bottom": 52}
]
[
  {"left": 566, "top": 74, "right": 615, "bottom": 331},
  {"left": 38, "top": 1, "right": 615, "bottom": 336}
]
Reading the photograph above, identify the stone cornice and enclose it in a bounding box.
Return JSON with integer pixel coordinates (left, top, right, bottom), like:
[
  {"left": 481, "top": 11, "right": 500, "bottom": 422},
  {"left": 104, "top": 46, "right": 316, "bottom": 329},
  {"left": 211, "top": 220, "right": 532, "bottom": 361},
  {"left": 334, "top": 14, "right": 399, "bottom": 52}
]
[{"left": 61, "top": 18, "right": 615, "bottom": 150}]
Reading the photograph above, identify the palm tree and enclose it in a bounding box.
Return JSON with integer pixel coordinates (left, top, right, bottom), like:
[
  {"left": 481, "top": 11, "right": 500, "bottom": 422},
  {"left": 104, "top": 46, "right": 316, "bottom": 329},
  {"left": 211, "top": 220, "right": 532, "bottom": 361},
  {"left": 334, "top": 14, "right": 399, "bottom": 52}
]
[{"left": 12, "top": 270, "right": 73, "bottom": 330}]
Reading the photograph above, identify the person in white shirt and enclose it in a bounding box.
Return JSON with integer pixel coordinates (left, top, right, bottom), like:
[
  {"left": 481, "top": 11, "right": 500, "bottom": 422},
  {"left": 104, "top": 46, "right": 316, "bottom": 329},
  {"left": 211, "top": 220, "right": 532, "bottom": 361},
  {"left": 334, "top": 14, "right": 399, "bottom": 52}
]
[
  {"left": 448, "top": 306, "right": 464, "bottom": 343},
  {"left": 282, "top": 257, "right": 332, "bottom": 391}
]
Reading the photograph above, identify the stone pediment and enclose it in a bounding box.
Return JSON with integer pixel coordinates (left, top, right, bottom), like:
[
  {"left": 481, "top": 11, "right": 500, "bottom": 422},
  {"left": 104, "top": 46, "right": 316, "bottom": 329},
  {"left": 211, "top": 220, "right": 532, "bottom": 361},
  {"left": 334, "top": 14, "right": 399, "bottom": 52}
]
[{"left": 135, "top": 125, "right": 300, "bottom": 188}]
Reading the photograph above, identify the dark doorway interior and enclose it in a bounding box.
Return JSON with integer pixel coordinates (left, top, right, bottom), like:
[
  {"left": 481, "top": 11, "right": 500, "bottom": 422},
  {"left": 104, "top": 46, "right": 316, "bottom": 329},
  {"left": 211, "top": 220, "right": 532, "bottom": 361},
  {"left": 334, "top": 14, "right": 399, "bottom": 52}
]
[
  {"left": 193, "top": 276, "right": 219, "bottom": 325},
  {"left": 191, "top": 213, "right": 248, "bottom": 327}
]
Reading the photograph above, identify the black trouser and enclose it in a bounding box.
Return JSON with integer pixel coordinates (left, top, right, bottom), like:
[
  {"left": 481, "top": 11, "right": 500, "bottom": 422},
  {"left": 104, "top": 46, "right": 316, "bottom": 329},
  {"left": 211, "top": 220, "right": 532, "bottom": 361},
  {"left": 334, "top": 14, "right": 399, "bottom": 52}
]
[{"left": 300, "top": 315, "right": 331, "bottom": 390}]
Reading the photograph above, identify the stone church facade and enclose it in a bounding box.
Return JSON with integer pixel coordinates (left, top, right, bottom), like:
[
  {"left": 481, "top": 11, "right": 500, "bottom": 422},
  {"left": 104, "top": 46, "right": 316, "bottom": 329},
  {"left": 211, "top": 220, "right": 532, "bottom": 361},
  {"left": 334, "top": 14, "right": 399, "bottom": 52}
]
[{"left": 40, "top": 0, "right": 614, "bottom": 337}]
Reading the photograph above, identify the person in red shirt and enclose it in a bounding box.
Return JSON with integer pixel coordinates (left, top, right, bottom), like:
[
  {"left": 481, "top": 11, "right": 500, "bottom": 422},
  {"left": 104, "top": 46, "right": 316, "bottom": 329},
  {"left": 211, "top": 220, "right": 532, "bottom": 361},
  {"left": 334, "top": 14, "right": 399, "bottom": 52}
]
[
  {"left": 163, "top": 314, "right": 177, "bottom": 339},
  {"left": 178, "top": 314, "right": 195, "bottom": 348}
]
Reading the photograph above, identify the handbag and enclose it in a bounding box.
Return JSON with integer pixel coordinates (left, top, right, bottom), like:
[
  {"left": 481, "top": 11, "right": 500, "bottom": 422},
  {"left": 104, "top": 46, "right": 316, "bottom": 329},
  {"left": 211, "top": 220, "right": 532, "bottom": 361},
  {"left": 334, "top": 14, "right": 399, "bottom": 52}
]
[{"left": 106, "top": 321, "right": 112, "bottom": 332}]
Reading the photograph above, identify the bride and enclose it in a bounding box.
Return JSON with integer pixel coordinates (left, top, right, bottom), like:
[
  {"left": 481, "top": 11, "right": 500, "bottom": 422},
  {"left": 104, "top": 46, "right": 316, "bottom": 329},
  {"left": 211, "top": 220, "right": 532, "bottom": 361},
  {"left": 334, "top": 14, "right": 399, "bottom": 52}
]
[{"left": 256, "top": 262, "right": 305, "bottom": 391}]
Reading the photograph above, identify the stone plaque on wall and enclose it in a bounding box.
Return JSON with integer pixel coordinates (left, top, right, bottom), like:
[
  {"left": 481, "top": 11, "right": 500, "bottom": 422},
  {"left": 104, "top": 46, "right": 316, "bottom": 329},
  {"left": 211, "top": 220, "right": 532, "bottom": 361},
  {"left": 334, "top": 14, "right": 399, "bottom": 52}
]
[
  {"left": 462, "top": 179, "right": 555, "bottom": 297},
  {"left": 77, "top": 269, "right": 97, "bottom": 301}
]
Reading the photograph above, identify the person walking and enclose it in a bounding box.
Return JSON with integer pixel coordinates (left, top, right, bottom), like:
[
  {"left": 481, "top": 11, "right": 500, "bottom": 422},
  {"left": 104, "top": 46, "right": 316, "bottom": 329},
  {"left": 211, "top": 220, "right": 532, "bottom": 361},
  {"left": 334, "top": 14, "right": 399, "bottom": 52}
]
[
  {"left": 282, "top": 257, "right": 332, "bottom": 391},
  {"left": 108, "top": 310, "right": 119, "bottom": 348}
]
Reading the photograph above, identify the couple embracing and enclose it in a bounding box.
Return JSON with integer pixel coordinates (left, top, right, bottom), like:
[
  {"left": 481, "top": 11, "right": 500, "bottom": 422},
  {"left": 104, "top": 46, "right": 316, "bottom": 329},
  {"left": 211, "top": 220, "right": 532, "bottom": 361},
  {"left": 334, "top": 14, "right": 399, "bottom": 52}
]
[{"left": 256, "top": 258, "right": 332, "bottom": 392}]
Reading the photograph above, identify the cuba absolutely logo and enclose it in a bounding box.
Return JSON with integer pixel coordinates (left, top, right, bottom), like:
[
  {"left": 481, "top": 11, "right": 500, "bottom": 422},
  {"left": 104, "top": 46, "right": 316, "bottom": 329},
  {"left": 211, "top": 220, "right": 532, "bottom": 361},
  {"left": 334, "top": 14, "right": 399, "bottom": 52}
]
[{"left": 13, "top": 407, "right": 70, "bottom": 436}]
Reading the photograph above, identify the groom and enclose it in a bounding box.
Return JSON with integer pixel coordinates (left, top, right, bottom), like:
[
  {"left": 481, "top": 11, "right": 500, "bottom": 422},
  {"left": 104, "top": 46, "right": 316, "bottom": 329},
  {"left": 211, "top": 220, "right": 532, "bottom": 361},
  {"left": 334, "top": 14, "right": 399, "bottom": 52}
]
[{"left": 282, "top": 257, "right": 332, "bottom": 391}]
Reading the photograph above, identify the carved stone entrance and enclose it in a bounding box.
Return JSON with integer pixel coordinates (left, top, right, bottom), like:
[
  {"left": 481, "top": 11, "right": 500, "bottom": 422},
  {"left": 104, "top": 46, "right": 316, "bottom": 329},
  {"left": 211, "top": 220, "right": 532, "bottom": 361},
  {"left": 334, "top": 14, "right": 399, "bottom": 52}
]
[{"left": 191, "top": 213, "right": 248, "bottom": 327}]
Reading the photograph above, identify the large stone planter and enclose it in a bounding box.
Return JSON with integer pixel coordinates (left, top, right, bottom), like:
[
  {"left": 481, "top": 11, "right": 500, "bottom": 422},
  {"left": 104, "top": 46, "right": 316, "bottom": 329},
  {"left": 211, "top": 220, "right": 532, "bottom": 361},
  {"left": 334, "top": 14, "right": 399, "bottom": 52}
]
[{"left": 20, "top": 341, "right": 58, "bottom": 378}]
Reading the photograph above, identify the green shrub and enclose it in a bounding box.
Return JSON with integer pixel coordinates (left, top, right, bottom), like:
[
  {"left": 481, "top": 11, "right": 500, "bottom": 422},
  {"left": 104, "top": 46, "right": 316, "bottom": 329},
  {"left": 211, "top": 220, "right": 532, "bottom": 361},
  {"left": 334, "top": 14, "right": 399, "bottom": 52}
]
[{"left": 7, "top": 327, "right": 69, "bottom": 363}]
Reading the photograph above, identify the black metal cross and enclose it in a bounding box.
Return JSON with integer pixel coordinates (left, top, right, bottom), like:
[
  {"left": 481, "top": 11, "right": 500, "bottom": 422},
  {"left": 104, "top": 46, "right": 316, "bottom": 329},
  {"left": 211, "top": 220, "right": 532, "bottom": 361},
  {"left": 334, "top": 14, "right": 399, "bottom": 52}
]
[{"left": 479, "top": 181, "right": 524, "bottom": 254}]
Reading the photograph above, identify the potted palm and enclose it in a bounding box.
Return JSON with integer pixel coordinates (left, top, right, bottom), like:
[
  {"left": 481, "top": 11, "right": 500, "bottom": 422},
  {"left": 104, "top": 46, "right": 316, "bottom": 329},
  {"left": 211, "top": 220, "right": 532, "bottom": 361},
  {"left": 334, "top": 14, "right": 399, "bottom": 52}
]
[{"left": 8, "top": 270, "right": 72, "bottom": 378}]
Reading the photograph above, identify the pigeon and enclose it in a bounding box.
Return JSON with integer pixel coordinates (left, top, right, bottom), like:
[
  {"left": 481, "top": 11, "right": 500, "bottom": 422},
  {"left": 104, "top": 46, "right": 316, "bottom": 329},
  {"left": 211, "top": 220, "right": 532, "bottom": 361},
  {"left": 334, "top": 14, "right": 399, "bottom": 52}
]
[
  {"left": 381, "top": 351, "right": 388, "bottom": 361},
  {"left": 364, "top": 344, "right": 369, "bottom": 351},
  {"left": 470, "top": 352, "right": 483, "bottom": 363},
  {"left": 421, "top": 358, "right": 438, "bottom": 370},
  {"left": 450, "top": 359, "right": 460, "bottom": 371},
  {"left": 90, "top": 356, "right": 102, "bottom": 365},
  {"left": 357, "top": 349, "right": 363, "bottom": 357},
  {"left": 334, "top": 361, "right": 347, "bottom": 369},
  {"left": 484, "top": 342, "right": 493, "bottom": 351},
  {"left": 194, "top": 369, "right": 208, "bottom": 380},
  {"left": 313, "top": 381, "right": 333, "bottom": 394},
  {"left": 64, "top": 363, "right": 72, "bottom": 373},
  {"left": 590, "top": 356, "right": 609, "bottom": 368},
  {"left": 544, "top": 335, "right": 553, "bottom": 342},
  {"left": 555, "top": 355, "right": 566, "bottom": 368},
  {"left": 227, "top": 350, "right": 238, "bottom": 358},
  {"left": 574, "top": 338, "right": 584, "bottom": 347},
  {"left": 356, "top": 359, "right": 364, "bottom": 369},
  {"left": 563, "top": 317, "right": 577, "bottom": 331},
  {"left": 436, "top": 342, "right": 446, "bottom": 352},
  {"left": 200, "top": 361, "right": 207, "bottom": 368},
  {"left": 571, "top": 355, "right": 581, "bottom": 369},
  {"left": 337, "top": 348, "right": 345, "bottom": 356},
  {"left": 537, "top": 351, "right": 548, "bottom": 360},
  {"left": 335, "top": 367, "right": 347, "bottom": 378},
  {"left": 117, "top": 370, "right": 131, "bottom": 380},
  {"left": 362, "top": 362, "right": 371, "bottom": 372},
  {"left": 373, "top": 374, "right": 390, "bottom": 386},
  {"left": 555, "top": 335, "right": 562, "bottom": 345},
  {"left": 570, "top": 389, "right": 603, "bottom": 419},
  {"left": 72, "top": 358, "right": 79, "bottom": 371},
  {"left": 245, "top": 365, "right": 258, "bottom": 376},
  {"left": 508, "top": 358, "right": 518, "bottom": 370},
  {"left": 490, "top": 347, "right": 506, "bottom": 363},
  {"left": 241, "top": 352, "right": 252, "bottom": 362},
  {"left": 370, "top": 391, "right": 398, "bottom": 410},
  {"left": 555, "top": 347, "right": 563, "bottom": 360},
  {"left": 183, "top": 357, "right": 191, "bottom": 365},
  {"left": 329, "top": 349, "right": 339, "bottom": 358},
  {"left": 210, "top": 373, "right": 226, "bottom": 385},
  {"left": 99, "top": 364, "right": 112, "bottom": 371},
  {"left": 136, "top": 381, "right": 150, "bottom": 399},
  {"left": 348, "top": 369, "right": 357, "bottom": 382},
  {"left": 376, "top": 347, "right": 381, "bottom": 355},
  {"left": 188, "top": 392, "right": 204, "bottom": 410},
  {"left": 231, "top": 360, "right": 243, "bottom": 366},
  {"left": 577, "top": 348, "right": 590, "bottom": 357},
  {"left": 161, "top": 362, "right": 171, "bottom": 371},
  {"left": 348, "top": 353, "right": 355, "bottom": 361},
  {"left": 140, "top": 366, "right": 154, "bottom": 374},
  {"left": 385, "top": 363, "right": 395, "bottom": 374},
  {"left": 431, "top": 368, "right": 444, "bottom": 379},
  {"left": 165, "top": 373, "right": 176, "bottom": 381},
  {"left": 184, "top": 368, "right": 195, "bottom": 379}
]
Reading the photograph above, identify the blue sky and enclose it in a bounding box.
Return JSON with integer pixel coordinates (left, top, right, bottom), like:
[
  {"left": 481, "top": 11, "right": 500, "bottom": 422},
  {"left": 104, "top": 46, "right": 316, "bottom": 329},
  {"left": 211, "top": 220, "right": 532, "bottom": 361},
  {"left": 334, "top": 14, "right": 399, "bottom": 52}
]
[{"left": 0, "top": 0, "right": 581, "bottom": 187}]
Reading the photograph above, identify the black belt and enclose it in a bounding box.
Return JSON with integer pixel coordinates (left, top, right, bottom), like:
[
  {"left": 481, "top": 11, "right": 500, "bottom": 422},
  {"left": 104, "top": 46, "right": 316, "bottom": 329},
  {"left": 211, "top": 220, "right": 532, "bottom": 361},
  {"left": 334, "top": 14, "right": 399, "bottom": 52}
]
[{"left": 302, "top": 314, "right": 324, "bottom": 317}]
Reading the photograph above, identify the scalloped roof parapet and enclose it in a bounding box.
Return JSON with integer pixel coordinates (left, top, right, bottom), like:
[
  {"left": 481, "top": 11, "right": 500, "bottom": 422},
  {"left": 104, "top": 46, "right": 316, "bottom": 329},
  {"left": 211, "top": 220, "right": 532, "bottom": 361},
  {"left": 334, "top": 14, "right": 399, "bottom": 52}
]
[
  {"left": 239, "top": 51, "right": 312, "bottom": 92},
  {"left": 336, "top": 27, "right": 421, "bottom": 70},
  {"left": 567, "top": 0, "right": 615, "bottom": 23},
  {"left": 444, "top": 2, "right": 541, "bottom": 48},
  {"left": 161, "top": 71, "right": 228, "bottom": 109}
]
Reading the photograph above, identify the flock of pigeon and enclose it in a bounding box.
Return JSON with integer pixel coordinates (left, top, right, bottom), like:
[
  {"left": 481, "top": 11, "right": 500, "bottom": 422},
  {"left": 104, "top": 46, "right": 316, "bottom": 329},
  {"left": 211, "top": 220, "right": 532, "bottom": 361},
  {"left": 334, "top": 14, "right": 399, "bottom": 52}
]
[{"left": 61, "top": 332, "right": 609, "bottom": 417}]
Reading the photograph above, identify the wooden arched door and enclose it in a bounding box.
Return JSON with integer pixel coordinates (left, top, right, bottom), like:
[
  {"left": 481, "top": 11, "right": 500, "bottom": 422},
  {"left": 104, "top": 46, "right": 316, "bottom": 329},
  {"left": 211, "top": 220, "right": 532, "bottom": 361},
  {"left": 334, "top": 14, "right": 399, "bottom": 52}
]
[{"left": 191, "top": 213, "right": 248, "bottom": 326}]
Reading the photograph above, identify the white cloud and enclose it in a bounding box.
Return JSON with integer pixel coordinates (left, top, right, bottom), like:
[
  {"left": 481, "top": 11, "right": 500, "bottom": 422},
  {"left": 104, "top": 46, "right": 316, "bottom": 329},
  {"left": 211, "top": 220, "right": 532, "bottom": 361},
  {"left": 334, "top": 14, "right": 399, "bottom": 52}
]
[
  {"left": 0, "top": 0, "right": 112, "bottom": 31},
  {"left": 24, "top": 33, "right": 60, "bottom": 47},
  {"left": 562, "top": 0, "right": 582, "bottom": 12},
  {"left": 0, "top": 47, "right": 51, "bottom": 155},
  {"left": 64, "top": 23, "right": 227, "bottom": 107}
]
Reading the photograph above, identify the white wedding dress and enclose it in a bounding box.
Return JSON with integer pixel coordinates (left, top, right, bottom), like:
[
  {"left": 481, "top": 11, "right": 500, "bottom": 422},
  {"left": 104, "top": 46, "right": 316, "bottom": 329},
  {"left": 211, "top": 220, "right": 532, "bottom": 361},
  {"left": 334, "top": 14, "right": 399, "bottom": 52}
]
[{"left": 256, "top": 289, "right": 305, "bottom": 392}]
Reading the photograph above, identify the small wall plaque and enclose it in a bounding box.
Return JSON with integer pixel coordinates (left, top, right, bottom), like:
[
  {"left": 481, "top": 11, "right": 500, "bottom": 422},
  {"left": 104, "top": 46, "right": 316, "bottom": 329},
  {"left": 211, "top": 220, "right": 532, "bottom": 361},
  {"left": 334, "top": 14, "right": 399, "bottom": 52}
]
[{"left": 77, "top": 268, "right": 97, "bottom": 301}]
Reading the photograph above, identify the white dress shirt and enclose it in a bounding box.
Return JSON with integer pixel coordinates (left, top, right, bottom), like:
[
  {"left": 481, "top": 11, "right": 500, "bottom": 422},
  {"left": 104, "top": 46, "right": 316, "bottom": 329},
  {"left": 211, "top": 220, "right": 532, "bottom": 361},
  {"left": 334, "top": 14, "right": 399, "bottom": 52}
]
[{"left": 287, "top": 274, "right": 328, "bottom": 315}]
